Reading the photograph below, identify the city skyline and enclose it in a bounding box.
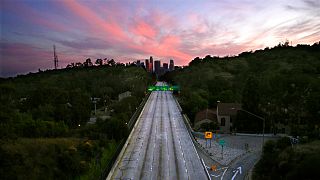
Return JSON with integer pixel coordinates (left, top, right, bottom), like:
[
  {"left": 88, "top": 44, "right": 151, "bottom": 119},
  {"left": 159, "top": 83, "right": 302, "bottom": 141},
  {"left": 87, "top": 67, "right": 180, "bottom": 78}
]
[{"left": 1, "top": 0, "right": 320, "bottom": 77}]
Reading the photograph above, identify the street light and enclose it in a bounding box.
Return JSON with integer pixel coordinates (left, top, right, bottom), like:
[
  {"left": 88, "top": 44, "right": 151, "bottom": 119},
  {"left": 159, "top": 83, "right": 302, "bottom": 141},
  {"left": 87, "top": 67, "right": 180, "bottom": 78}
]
[
  {"left": 232, "top": 108, "right": 265, "bottom": 149},
  {"left": 91, "top": 97, "right": 101, "bottom": 115}
]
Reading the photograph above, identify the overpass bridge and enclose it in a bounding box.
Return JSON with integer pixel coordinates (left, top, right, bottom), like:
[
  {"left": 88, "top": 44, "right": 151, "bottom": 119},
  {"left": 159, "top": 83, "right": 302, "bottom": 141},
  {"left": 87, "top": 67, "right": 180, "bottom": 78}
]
[{"left": 107, "top": 82, "right": 208, "bottom": 179}]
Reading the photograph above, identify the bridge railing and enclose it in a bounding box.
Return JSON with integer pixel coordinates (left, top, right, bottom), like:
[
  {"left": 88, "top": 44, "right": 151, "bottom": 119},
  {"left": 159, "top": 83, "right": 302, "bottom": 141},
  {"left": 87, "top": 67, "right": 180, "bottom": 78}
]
[{"left": 101, "top": 91, "right": 152, "bottom": 180}]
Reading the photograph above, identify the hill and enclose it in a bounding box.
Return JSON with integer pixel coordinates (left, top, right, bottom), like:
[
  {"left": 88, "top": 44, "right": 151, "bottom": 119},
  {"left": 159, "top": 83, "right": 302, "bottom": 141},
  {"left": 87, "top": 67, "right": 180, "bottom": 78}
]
[
  {"left": 0, "top": 65, "right": 152, "bottom": 179},
  {"left": 163, "top": 42, "right": 320, "bottom": 137}
]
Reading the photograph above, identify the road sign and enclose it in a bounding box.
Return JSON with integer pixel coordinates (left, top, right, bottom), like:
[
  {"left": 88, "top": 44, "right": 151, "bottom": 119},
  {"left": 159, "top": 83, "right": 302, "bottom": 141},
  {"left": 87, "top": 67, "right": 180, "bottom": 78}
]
[
  {"left": 147, "top": 85, "right": 180, "bottom": 91},
  {"left": 205, "top": 132, "right": 213, "bottom": 139},
  {"left": 219, "top": 139, "right": 225, "bottom": 146}
]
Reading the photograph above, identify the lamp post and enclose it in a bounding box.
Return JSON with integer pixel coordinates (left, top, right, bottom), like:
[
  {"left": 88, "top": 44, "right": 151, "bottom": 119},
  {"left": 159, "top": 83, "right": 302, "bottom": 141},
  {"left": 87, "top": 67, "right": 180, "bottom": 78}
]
[
  {"left": 233, "top": 108, "right": 265, "bottom": 149},
  {"left": 91, "top": 97, "right": 101, "bottom": 115}
]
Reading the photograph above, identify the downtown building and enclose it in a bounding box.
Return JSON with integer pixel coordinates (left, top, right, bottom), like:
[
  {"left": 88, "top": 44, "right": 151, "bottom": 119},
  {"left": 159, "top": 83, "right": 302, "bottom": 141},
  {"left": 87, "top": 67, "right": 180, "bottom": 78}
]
[
  {"left": 154, "top": 60, "right": 161, "bottom": 75},
  {"left": 149, "top": 56, "right": 153, "bottom": 72},
  {"left": 144, "top": 57, "right": 175, "bottom": 75},
  {"left": 169, "top": 59, "right": 174, "bottom": 71}
]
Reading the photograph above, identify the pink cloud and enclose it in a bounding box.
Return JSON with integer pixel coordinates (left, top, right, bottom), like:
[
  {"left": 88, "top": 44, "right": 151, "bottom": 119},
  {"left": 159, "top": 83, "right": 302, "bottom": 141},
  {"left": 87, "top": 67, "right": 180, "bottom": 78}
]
[
  {"left": 126, "top": 34, "right": 192, "bottom": 64},
  {"left": 131, "top": 20, "right": 157, "bottom": 39},
  {"left": 58, "top": 0, "right": 193, "bottom": 64},
  {"left": 161, "top": 35, "right": 180, "bottom": 47},
  {"left": 61, "top": 0, "right": 128, "bottom": 43}
]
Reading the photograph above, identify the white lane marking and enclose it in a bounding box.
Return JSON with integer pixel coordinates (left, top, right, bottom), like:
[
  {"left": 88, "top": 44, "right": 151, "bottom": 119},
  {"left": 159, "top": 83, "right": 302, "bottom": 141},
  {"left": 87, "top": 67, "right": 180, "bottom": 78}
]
[
  {"left": 201, "top": 159, "right": 212, "bottom": 180},
  {"left": 231, "top": 167, "right": 242, "bottom": 180},
  {"left": 221, "top": 168, "right": 228, "bottom": 180},
  {"left": 211, "top": 174, "right": 221, "bottom": 178},
  {"left": 216, "top": 167, "right": 228, "bottom": 171},
  {"left": 238, "top": 167, "right": 242, "bottom": 174}
]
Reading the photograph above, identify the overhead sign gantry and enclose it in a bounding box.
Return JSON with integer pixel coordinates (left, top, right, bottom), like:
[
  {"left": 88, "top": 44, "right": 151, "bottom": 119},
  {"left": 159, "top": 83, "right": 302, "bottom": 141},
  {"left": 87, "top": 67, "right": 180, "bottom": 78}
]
[{"left": 148, "top": 85, "right": 180, "bottom": 91}]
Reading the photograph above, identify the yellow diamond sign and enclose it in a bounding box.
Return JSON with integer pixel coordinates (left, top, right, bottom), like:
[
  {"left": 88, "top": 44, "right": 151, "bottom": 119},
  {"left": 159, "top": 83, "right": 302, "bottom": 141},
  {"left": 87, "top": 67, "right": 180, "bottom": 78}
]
[{"left": 205, "top": 132, "right": 212, "bottom": 139}]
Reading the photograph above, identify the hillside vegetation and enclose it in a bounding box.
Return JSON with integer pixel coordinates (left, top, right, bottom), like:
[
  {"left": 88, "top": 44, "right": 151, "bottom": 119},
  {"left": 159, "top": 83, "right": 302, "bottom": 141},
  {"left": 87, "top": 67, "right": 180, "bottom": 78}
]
[
  {"left": 0, "top": 65, "right": 152, "bottom": 179},
  {"left": 163, "top": 42, "right": 320, "bottom": 136},
  {"left": 253, "top": 137, "right": 320, "bottom": 180}
]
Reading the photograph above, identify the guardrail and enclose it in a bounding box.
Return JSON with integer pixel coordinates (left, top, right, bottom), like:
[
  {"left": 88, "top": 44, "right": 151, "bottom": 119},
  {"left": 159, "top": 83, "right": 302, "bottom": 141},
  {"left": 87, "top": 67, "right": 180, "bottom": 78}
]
[
  {"left": 99, "top": 139, "right": 125, "bottom": 179},
  {"left": 127, "top": 92, "right": 151, "bottom": 130},
  {"left": 100, "top": 91, "right": 151, "bottom": 180}
]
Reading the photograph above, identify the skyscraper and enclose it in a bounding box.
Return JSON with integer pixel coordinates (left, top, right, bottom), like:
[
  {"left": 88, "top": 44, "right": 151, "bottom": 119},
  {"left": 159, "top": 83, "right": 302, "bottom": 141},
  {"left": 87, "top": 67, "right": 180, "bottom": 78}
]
[
  {"left": 163, "top": 63, "right": 168, "bottom": 70},
  {"left": 145, "top": 59, "right": 149, "bottom": 72},
  {"left": 149, "top": 56, "right": 153, "bottom": 72},
  {"left": 154, "top": 60, "right": 161, "bottom": 74},
  {"left": 169, "top": 59, "right": 174, "bottom": 71}
]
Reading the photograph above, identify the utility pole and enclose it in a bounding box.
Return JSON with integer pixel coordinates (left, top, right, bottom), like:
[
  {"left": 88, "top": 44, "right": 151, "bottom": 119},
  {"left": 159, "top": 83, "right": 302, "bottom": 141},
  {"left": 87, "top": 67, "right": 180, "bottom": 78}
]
[
  {"left": 91, "top": 97, "right": 100, "bottom": 115},
  {"left": 53, "top": 45, "right": 59, "bottom": 69}
]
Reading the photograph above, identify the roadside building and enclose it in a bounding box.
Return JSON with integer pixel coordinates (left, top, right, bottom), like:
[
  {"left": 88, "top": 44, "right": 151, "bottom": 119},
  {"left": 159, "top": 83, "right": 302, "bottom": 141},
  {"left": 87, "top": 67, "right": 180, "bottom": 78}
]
[
  {"left": 194, "top": 108, "right": 218, "bottom": 131},
  {"left": 217, "top": 103, "right": 241, "bottom": 133}
]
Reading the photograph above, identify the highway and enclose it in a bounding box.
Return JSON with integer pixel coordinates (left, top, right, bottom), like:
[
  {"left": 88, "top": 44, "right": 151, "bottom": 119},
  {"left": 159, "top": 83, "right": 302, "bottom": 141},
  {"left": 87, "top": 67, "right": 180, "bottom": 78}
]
[{"left": 107, "top": 82, "right": 208, "bottom": 179}]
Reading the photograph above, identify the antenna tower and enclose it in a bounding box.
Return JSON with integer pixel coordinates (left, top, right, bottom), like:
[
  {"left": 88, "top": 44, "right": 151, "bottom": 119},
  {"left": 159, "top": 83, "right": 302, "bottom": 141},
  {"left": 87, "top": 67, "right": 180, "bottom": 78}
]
[{"left": 53, "top": 45, "right": 59, "bottom": 69}]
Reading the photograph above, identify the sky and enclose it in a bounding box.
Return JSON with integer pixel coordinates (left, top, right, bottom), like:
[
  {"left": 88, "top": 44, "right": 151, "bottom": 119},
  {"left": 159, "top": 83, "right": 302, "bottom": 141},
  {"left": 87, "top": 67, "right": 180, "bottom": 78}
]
[{"left": 1, "top": 0, "right": 319, "bottom": 77}]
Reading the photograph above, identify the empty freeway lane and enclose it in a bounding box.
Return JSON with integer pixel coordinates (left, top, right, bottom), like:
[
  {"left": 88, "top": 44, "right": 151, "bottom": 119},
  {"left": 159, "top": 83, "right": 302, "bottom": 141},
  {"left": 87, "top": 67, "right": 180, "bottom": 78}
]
[{"left": 107, "top": 82, "right": 208, "bottom": 180}]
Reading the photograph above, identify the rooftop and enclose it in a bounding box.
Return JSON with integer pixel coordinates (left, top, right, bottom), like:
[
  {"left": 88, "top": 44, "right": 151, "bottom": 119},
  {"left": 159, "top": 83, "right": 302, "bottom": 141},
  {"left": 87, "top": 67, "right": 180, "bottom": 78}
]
[{"left": 217, "top": 103, "right": 241, "bottom": 116}]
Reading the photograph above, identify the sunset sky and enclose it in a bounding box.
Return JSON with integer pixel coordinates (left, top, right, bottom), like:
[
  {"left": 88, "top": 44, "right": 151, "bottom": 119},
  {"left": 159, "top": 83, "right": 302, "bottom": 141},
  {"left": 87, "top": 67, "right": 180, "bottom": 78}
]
[{"left": 1, "top": 0, "right": 319, "bottom": 77}]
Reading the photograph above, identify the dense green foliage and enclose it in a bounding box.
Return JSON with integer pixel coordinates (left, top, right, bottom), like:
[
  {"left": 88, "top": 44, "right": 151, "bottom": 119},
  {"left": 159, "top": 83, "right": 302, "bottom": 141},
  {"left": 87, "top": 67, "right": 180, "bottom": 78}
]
[
  {"left": 0, "top": 138, "right": 118, "bottom": 180},
  {"left": 0, "top": 65, "right": 152, "bottom": 179},
  {"left": 163, "top": 42, "right": 320, "bottom": 136},
  {"left": 253, "top": 138, "right": 320, "bottom": 180}
]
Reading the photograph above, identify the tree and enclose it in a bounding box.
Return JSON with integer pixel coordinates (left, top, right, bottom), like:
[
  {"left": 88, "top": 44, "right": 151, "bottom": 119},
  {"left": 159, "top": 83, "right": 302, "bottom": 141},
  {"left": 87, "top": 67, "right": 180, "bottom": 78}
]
[
  {"left": 189, "top": 57, "right": 202, "bottom": 66},
  {"left": 107, "top": 59, "right": 116, "bottom": 66},
  {"left": 83, "top": 58, "right": 93, "bottom": 67},
  {"left": 95, "top": 59, "right": 103, "bottom": 66},
  {"left": 242, "top": 75, "right": 261, "bottom": 114},
  {"left": 75, "top": 62, "right": 83, "bottom": 67}
]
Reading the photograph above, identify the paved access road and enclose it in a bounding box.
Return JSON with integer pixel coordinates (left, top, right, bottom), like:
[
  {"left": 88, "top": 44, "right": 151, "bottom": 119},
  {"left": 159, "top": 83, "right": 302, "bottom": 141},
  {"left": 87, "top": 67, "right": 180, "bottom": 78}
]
[{"left": 107, "top": 82, "right": 208, "bottom": 180}]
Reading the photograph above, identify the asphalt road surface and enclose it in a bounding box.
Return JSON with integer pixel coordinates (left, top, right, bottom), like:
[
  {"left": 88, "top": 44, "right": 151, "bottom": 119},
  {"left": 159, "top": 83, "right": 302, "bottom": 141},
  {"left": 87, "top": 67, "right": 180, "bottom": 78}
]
[{"left": 107, "top": 82, "right": 207, "bottom": 180}]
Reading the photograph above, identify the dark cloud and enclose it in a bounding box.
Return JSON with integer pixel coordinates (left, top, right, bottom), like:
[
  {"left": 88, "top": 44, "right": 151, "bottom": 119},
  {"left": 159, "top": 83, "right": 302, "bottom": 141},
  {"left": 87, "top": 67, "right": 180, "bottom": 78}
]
[
  {"left": 303, "top": 0, "right": 320, "bottom": 8},
  {"left": 56, "top": 38, "right": 112, "bottom": 50},
  {"left": 286, "top": 0, "right": 320, "bottom": 17},
  {"left": 0, "top": 41, "right": 52, "bottom": 77}
]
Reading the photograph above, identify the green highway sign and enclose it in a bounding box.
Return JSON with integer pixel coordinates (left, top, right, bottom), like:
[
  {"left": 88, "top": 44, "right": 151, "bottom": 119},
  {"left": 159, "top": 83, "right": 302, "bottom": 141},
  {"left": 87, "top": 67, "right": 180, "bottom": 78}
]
[{"left": 147, "top": 85, "right": 180, "bottom": 91}]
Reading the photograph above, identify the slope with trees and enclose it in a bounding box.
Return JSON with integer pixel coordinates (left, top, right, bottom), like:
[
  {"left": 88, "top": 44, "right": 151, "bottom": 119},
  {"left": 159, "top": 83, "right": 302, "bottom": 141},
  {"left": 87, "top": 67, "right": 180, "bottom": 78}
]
[
  {"left": 0, "top": 65, "right": 152, "bottom": 179},
  {"left": 163, "top": 42, "right": 320, "bottom": 137}
]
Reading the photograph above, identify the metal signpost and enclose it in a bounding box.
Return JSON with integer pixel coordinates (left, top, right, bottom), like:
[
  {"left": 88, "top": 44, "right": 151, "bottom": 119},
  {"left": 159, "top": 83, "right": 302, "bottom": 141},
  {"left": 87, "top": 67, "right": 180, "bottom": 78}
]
[
  {"left": 91, "top": 97, "right": 100, "bottom": 115},
  {"left": 219, "top": 139, "right": 225, "bottom": 159},
  {"left": 205, "top": 131, "right": 213, "bottom": 148}
]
